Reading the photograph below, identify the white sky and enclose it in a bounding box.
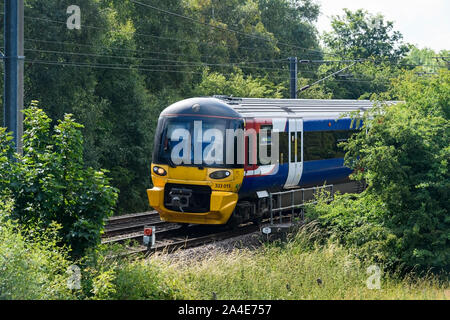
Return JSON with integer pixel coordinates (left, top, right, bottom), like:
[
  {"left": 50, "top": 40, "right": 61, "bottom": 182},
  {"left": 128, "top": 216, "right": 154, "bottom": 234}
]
[{"left": 315, "top": 0, "right": 450, "bottom": 52}]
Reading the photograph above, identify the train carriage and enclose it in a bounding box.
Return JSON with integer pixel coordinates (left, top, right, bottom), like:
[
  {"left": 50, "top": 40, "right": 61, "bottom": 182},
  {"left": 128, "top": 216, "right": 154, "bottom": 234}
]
[{"left": 147, "top": 96, "right": 386, "bottom": 225}]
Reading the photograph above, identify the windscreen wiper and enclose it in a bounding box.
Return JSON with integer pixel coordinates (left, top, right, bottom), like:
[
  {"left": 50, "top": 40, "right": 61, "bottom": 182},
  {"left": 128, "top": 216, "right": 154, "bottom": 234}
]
[
  {"left": 164, "top": 139, "right": 177, "bottom": 168},
  {"left": 167, "top": 157, "right": 177, "bottom": 168}
]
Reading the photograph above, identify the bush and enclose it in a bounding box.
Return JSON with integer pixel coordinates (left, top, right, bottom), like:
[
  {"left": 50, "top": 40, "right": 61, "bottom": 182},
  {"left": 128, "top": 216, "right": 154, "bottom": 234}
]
[
  {"left": 305, "top": 71, "right": 449, "bottom": 271},
  {"left": 305, "top": 70, "right": 450, "bottom": 272},
  {"left": 0, "top": 103, "right": 118, "bottom": 257},
  {"left": 345, "top": 101, "right": 449, "bottom": 271},
  {"left": 0, "top": 196, "right": 75, "bottom": 299},
  {"left": 80, "top": 245, "right": 180, "bottom": 300},
  {"left": 390, "top": 69, "right": 450, "bottom": 119},
  {"left": 305, "top": 192, "right": 397, "bottom": 266}
]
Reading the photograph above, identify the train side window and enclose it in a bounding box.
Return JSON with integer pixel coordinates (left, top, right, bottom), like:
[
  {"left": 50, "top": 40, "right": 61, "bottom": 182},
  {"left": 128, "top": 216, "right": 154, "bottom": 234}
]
[
  {"left": 257, "top": 125, "right": 272, "bottom": 166},
  {"left": 297, "top": 131, "right": 302, "bottom": 162},
  {"left": 304, "top": 131, "right": 322, "bottom": 161},
  {"left": 290, "top": 132, "right": 296, "bottom": 163},
  {"left": 304, "top": 130, "right": 356, "bottom": 161},
  {"left": 278, "top": 132, "right": 288, "bottom": 164},
  {"left": 245, "top": 135, "right": 250, "bottom": 166},
  {"left": 334, "top": 130, "right": 354, "bottom": 158}
]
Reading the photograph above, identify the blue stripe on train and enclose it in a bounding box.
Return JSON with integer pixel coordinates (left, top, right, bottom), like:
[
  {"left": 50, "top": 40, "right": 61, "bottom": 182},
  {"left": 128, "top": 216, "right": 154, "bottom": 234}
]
[
  {"left": 239, "top": 163, "right": 289, "bottom": 195},
  {"left": 238, "top": 158, "right": 352, "bottom": 195},
  {"left": 300, "top": 158, "right": 352, "bottom": 186},
  {"left": 304, "top": 118, "right": 357, "bottom": 132}
]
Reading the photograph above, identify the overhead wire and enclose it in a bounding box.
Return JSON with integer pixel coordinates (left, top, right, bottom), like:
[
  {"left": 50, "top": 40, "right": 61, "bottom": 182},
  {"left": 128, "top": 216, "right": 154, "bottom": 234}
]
[
  {"left": 24, "top": 48, "right": 287, "bottom": 69},
  {"left": 21, "top": 13, "right": 307, "bottom": 58},
  {"left": 2, "top": 6, "right": 437, "bottom": 87},
  {"left": 23, "top": 38, "right": 293, "bottom": 66},
  {"left": 298, "top": 61, "right": 359, "bottom": 92},
  {"left": 24, "top": 59, "right": 296, "bottom": 82},
  {"left": 129, "top": 0, "right": 332, "bottom": 57}
]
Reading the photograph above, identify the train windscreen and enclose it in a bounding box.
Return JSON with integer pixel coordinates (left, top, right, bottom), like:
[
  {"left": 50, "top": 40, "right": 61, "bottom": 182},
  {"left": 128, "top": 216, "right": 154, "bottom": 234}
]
[{"left": 153, "top": 116, "right": 243, "bottom": 168}]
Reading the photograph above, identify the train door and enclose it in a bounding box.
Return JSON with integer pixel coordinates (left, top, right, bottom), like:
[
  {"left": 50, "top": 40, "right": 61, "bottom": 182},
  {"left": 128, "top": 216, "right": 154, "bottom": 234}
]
[
  {"left": 284, "top": 118, "right": 303, "bottom": 188},
  {"left": 244, "top": 118, "right": 257, "bottom": 173}
]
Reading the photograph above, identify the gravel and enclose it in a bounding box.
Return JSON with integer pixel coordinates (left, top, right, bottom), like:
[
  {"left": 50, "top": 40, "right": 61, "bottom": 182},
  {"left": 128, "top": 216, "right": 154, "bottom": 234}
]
[{"left": 151, "top": 230, "right": 268, "bottom": 263}]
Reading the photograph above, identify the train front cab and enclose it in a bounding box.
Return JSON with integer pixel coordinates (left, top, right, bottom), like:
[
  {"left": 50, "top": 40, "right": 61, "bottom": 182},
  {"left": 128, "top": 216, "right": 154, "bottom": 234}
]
[
  {"left": 148, "top": 165, "right": 244, "bottom": 225},
  {"left": 147, "top": 98, "right": 245, "bottom": 225}
]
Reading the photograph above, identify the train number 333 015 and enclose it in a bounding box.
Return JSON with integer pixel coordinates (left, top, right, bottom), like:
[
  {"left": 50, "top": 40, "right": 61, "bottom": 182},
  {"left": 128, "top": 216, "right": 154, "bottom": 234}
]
[{"left": 214, "top": 183, "right": 231, "bottom": 189}]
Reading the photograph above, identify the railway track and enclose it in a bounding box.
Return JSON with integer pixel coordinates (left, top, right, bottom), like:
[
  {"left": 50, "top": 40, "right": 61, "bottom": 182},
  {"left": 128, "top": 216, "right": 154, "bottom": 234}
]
[
  {"left": 123, "top": 223, "right": 262, "bottom": 256},
  {"left": 104, "top": 211, "right": 174, "bottom": 238},
  {"left": 103, "top": 210, "right": 298, "bottom": 256}
]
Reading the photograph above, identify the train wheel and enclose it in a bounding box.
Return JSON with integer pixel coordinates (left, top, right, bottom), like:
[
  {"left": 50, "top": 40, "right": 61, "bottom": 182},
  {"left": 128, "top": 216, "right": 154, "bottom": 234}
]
[
  {"left": 178, "top": 223, "right": 190, "bottom": 229},
  {"left": 225, "top": 213, "right": 240, "bottom": 230},
  {"left": 251, "top": 217, "right": 263, "bottom": 227}
]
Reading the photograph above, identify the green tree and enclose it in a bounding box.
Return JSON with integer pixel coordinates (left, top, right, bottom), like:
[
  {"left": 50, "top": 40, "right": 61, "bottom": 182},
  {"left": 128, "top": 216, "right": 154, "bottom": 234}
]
[
  {"left": 18, "top": 1, "right": 160, "bottom": 213},
  {"left": 257, "top": 0, "right": 321, "bottom": 59},
  {"left": 314, "top": 60, "right": 399, "bottom": 99},
  {"left": 306, "top": 70, "right": 450, "bottom": 271},
  {"left": 193, "top": 68, "right": 285, "bottom": 98},
  {"left": 390, "top": 69, "right": 450, "bottom": 119},
  {"left": 0, "top": 104, "right": 118, "bottom": 257},
  {"left": 344, "top": 70, "right": 450, "bottom": 270},
  {"left": 404, "top": 46, "right": 449, "bottom": 73},
  {"left": 323, "top": 9, "right": 409, "bottom": 61},
  {"left": 345, "top": 106, "right": 449, "bottom": 270}
]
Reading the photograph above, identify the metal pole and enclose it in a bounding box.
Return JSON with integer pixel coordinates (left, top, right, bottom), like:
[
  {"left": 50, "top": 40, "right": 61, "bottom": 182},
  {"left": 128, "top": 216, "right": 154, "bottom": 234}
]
[
  {"left": 4, "top": 0, "right": 24, "bottom": 154},
  {"left": 288, "top": 57, "right": 297, "bottom": 99},
  {"left": 269, "top": 194, "right": 273, "bottom": 225}
]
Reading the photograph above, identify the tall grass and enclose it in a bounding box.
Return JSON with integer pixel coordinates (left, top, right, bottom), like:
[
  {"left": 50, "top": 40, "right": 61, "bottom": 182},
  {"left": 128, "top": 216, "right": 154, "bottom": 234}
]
[
  {"left": 0, "top": 198, "right": 75, "bottom": 300},
  {"left": 152, "top": 225, "right": 449, "bottom": 300}
]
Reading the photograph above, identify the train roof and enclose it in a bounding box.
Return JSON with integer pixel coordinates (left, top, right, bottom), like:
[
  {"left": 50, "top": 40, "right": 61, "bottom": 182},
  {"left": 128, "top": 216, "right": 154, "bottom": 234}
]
[
  {"left": 161, "top": 97, "right": 242, "bottom": 119},
  {"left": 160, "top": 97, "right": 401, "bottom": 120},
  {"left": 216, "top": 96, "right": 400, "bottom": 119}
]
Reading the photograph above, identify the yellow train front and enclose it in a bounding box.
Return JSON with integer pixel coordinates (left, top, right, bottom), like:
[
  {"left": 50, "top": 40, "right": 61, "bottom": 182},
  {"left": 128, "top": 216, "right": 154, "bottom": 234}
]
[{"left": 147, "top": 97, "right": 245, "bottom": 225}]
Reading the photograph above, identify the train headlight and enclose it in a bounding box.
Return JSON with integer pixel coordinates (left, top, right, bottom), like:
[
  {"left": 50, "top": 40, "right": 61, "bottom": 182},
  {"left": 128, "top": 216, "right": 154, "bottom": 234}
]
[
  {"left": 153, "top": 166, "right": 167, "bottom": 176},
  {"left": 209, "top": 170, "right": 231, "bottom": 179}
]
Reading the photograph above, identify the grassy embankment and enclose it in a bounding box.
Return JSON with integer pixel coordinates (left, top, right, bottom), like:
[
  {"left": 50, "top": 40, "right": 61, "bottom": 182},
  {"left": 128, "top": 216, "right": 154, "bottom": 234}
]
[{"left": 147, "top": 227, "right": 449, "bottom": 300}]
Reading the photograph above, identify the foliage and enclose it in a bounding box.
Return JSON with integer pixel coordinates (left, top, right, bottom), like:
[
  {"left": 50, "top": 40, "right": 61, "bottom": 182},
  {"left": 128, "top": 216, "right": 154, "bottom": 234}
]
[
  {"left": 404, "top": 46, "right": 449, "bottom": 73},
  {"left": 78, "top": 244, "right": 180, "bottom": 300},
  {"left": 0, "top": 196, "right": 176, "bottom": 300},
  {"left": 256, "top": 0, "right": 321, "bottom": 59},
  {"left": 193, "top": 69, "right": 285, "bottom": 98},
  {"left": 317, "top": 60, "right": 400, "bottom": 100},
  {"left": 323, "top": 9, "right": 409, "bottom": 61},
  {"left": 305, "top": 192, "right": 396, "bottom": 265},
  {"left": 0, "top": 196, "right": 75, "bottom": 300},
  {"left": 345, "top": 104, "right": 449, "bottom": 270},
  {"left": 0, "top": 104, "right": 118, "bottom": 257},
  {"left": 306, "top": 70, "right": 450, "bottom": 272},
  {"left": 390, "top": 69, "right": 450, "bottom": 119}
]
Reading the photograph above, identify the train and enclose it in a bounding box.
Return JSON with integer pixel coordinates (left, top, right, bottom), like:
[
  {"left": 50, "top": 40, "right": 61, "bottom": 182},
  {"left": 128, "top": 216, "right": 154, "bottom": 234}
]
[{"left": 147, "top": 96, "right": 380, "bottom": 226}]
